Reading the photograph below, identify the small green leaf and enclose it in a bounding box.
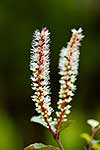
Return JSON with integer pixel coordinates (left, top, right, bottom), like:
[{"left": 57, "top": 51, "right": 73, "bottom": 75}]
[
  {"left": 24, "top": 143, "right": 45, "bottom": 150},
  {"left": 24, "top": 143, "right": 60, "bottom": 150},
  {"left": 80, "top": 133, "right": 91, "bottom": 143},
  {"left": 92, "top": 143, "right": 100, "bottom": 150},
  {"left": 30, "top": 116, "right": 48, "bottom": 128},
  {"left": 91, "top": 140, "right": 100, "bottom": 145},
  {"left": 32, "top": 143, "right": 46, "bottom": 148},
  {"left": 59, "top": 120, "right": 73, "bottom": 133}
]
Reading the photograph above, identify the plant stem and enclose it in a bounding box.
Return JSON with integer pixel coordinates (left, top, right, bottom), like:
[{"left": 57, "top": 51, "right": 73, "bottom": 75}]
[
  {"left": 88, "top": 143, "right": 92, "bottom": 150},
  {"left": 55, "top": 138, "right": 64, "bottom": 150},
  {"left": 88, "top": 126, "right": 100, "bottom": 150},
  {"left": 44, "top": 115, "right": 64, "bottom": 150}
]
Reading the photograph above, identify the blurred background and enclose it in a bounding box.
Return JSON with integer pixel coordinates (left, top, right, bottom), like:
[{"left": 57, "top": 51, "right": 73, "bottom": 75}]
[{"left": 0, "top": 0, "right": 100, "bottom": 149}]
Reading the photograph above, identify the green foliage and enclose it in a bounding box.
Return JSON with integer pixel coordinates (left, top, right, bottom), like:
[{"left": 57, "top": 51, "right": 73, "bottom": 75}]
[
  {"left": 92, "top": 143, "right": 100, "bottom": 150},
  {"left": 80, "top": 133, "right": 91, "bottom": 143},
  {"left": 81, "top": 133, "right": 100, "bottom": 150},
  {"left": 81, "top": 119, "right": 100, "bottom": 150},
  {"left": 24, "top": 143, "right": 60, "bottom": 150}
]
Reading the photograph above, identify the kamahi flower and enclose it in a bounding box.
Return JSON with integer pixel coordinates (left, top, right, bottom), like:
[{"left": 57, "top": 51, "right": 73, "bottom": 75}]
[
  {"left": 30, "top": 27, "right": 84, "bottom": 150},
  {"left": 56, "top": 28, "right": 84, "bottom": 125},
  {"left": 30, "top": 27, "right": 53, "bottom": 128}
]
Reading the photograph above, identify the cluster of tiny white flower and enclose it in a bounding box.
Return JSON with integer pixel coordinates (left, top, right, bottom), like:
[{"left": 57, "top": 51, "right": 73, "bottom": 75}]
[
  {"left": 56, "top": 28, "right": 84, "bottom": 121},
  {"left": 29, "top": 27, "right": 84, "bottom": 150},
  {"left": 30, "top": 27, "right": 84, "bottom": 131},
  {"left": 30, "top": 27, "right": 53, "bottom": 126}
]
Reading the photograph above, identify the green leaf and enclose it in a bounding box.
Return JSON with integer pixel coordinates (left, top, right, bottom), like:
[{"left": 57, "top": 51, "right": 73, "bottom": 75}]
[
  {"left": 91, "top": 140, "right": 100, "bottom": 145},
  {"left": 30, "top": 116, "right": 48, "bottom": 128},
  {"left": 32, "top": 143, "right": 46, "bottom": 148},
  {"left": 59, "top": 120, "right": 73, "bottom": 133},
  {"left": 24, "top": 143, "right": 60, "bottom": 150},
  {"left": 80, "top": 133, "right": 91, "bottom": 143},
  {"left": 24, "top": 143, "right": 45, "bottom": 149},
  {"left": 92, "top": 143, "right": 100, "bottom": 150}
]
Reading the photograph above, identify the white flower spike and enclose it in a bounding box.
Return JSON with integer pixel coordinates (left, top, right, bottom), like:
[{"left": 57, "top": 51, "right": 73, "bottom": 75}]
[
  {"left": 30, "top": 27, "right": 53, "bottom": 127},
  {"left": 56, "top": 28, "right": 84, "bottom": 123}
]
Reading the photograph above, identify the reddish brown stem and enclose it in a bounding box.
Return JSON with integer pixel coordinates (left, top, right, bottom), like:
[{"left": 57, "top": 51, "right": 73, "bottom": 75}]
[
  {"left": 44, "top": 116, "right": 64, "bottom": 150},
  {"left": 88, "top": 126, "right": 100, "bottom": 150},
  {"left": 54, "top": 137, "right": 64, "bottom": 150},
  {"left": 56, "top": 111, "right": 65, "bottom": 133}
]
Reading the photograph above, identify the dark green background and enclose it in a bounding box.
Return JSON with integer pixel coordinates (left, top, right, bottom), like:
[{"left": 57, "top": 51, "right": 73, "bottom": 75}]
[{"left": 0, "top": 0, "right": 100, "bottom": 149}]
